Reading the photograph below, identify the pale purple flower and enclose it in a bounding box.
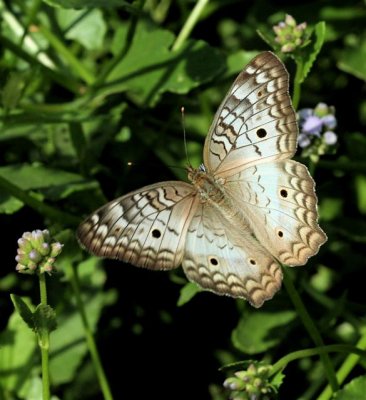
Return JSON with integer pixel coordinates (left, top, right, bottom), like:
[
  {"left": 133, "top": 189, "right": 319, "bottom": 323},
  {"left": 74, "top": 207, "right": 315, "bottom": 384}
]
[
  {"left": 298, "top": 133, "right": 311, "bottom": 148},
  {"left": 298, "top": 102, "right": 337, "bottom": 154},
  {"left": 302, "top": 115, "right": 323, "bottom": 136}
]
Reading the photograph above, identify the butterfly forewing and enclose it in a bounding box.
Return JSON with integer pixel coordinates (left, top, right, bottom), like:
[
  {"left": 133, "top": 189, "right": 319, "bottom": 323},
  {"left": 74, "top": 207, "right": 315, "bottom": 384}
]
[
  {"left": 204, "top": 51, "right": 297, "bottom": 177},
  {"left": 77, "top": 182, "right": 197, "bottom": 270}
]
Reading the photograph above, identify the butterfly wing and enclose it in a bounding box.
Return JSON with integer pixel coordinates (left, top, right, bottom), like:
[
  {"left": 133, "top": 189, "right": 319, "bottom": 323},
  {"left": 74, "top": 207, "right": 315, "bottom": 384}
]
[
  {"left": 225, "top": 160, "right": 327, "bottom": 266},
  {"left": 77, "top": 181, "right": 198, "bottom": 270},
  {"left": 204, "top": 51, "right": 297, "bottom": 177},
  {"left": 182, "top": 203, "right": 282, "bottom": 307}
]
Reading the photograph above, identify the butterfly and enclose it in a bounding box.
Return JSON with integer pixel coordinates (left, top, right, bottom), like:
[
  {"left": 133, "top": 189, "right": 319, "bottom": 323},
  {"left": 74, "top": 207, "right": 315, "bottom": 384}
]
[{"left": 77, "top": 51, "right": 327, "bottom": 308}]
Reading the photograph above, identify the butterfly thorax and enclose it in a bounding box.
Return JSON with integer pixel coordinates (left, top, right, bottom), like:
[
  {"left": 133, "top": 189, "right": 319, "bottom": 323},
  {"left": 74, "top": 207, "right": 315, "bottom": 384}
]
[{"left": 188, "top": 166, "right": 226, "bottom": 204}]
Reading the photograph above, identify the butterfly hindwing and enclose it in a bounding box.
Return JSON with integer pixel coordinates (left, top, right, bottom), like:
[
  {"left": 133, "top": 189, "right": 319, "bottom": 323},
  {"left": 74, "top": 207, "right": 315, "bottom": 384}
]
[
  {"left": 225, "top": 160, "right": 327, "bottom": 266},
  {"left": 182, "top": 203, "right": 282, "bottom": 307}
]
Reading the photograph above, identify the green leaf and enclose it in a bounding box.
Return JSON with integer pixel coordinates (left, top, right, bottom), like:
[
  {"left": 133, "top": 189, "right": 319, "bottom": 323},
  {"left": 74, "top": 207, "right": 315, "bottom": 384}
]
[
  {"left": 345, "top": 133, "right": 366, "bottom": 161},
  {"left": 177, "top": 282, "right": 201, "bottom": 306},
  {"left": 271, "top": 370, "right": 286, "bottom": 390},
  {"left": 338, "top": 36, "right": 366, "bottom": 81},
  {"left": 0, "top": 306, "right": 37, "bottom": 395},
  {"left": 1, "top": 72, "right": 26, "bottom": 110},
  {"left": 10, "top": 294, "right": 35, "bottom": 330},
  {"left": 256, "top": 28, "right": 277, "bottom": 49},
  {"left": 56, "top": 9, "right": 107, "bottom": 50},
  {"left": 299, "top": 21, "right": 326, "bottom": 83},
  {"left": 0, "top": 164, "right": 85, "bottom": 191},
  {"left": 0, "top": 193, "right": 23, "bottom": 214},
  {"left": 333, "top": 375, "right": 366, "bottom": 400},
  {"left": 355, "top": 175, "right": 366, "bottom": 214},
  {"left": 49, "top": 258, "right": 117, "bottom": 385},
  {"left": 43, "top": 0, "right": 125, "bottom": 8},
  {"left": 232, "top": 310, "right": 296, "bottom": 354},
  {"left": 0, "top": 164, "right": 97, "bottom": 207},
  {"left": 226, "top": 50, "right": 261, "bottom": 77},
  {"left": 319, "top": 197, "right": 343, "bottom": 221},
  {"left": 105, "top": 20, "right": 224, "bottom": 106},
  {"left": 33, "top": 304, "right": 58, "bottom": 335}
]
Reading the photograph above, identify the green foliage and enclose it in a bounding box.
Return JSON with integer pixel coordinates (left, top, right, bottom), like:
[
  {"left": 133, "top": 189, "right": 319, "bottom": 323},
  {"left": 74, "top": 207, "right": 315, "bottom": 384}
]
[
  {"left": 177, "top": 282, "right": 201, "bottom": 306},
  {"left": 107, "top": 19, "right": 224, "bottom": 106},
  {"left": 333, "top": 376, "right": 366, "bottom": 400},
  {"left": 33, "top": 304, "right": 57, "bottom": 335},
  {"left": 1, "top": 1, "right": 366, "bottom": 400},
  {"left": 232, "top": 310, "right": 297, "bottom": 354},
  {"left": 0, "top": 304, "right": 37, "bottom": 396},
  {"left": 10, "top": 294, "right": 36, "bottom": 330},
  {"left": 299, "top": 21, "right": 326, "bottom": 83}
]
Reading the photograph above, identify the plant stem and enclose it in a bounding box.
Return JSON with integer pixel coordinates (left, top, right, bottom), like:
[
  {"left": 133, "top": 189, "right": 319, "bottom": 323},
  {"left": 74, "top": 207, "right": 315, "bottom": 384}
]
[
  {"left": 2, "top": 8, "right": 56, "bottom": 70},
  {"left": 68, "top": 264, "right": 113, "bottom": 400},
  {"left": 317, "top": 331, "right": 366, "bottom": 400},
  {"left": 292, "top": 57, "right": 304, "bottom": 110},
  {"left": 172, "top": 0, "right": 209, "bottom": 51},
  {"left": 39, "top": 273, "right": 50, "bottom": 400},
  {"left": 282, "top": 268, "right": 339, "bottom": 392},
  {"left": 20, "top": 0, "right": 43, "bottom": 45},
  {"left": 37, "top": 25, "right": 95, "bottom": 85},
  {"left": 94, "top": 1, "right": 142, "bottom": 86},
  {"left": 271, "top": 344, "right": 366, "bottom": 376},
  {"left": 0, "top": 174, "right": 80, "bottom": 226}
]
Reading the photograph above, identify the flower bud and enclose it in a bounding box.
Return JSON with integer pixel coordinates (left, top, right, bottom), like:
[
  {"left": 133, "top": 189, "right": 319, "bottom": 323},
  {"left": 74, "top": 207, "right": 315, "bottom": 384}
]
[
  {"left": 29, "top": 249, "right": 42, "bottom": 263},
  {"left": 223, "top": 363, "right": 275, "bottom": 399},
  {"left": 15, "top": 229, "right": 63, "bottom": 275},
  {"left": 50, "top": 242, "right": 63, "bottom": 258},
  {"left": 273, "top": 14, "right": 308, "bottom": 54}
]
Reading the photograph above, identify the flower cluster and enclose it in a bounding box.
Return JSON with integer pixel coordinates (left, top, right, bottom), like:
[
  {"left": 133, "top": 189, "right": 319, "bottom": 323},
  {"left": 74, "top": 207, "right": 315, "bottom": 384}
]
[
  {"left": 223, "top": 363, "right": 275, "bottom": 400},
  {"left": 15, "top": 230, "right": 63, "bottom": 275},
  {"left": 298, "top": 102, "right": 337, "bottom": 161},
  {"left": 273, "top": 14, "right": 308, "bottom": 53}
]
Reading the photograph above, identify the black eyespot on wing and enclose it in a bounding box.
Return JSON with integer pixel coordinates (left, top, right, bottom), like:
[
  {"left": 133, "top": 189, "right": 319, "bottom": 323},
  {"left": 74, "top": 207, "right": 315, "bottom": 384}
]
[
  {"left": 249, "top": 259, "right": 256, "bottom": 265},
  {"left": 152, "top": 229, "right": 161, "bottom": 238},
  {"left": 280, "top": 189, "right": 288, "bottom": 198},
  {"left": 256, "top": 128, "right": 267, "bottom": 138},
  {"left": 209, "top": 257, "right": 219, "bottom": 266}
]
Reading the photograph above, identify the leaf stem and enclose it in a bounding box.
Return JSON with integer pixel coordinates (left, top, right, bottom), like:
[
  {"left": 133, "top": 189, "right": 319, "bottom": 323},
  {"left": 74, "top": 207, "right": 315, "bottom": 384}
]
[
  {"left": 37, "top": 25, "right": 95, "bottom": 85},
  {"left": 172, "top": 0, "right": 209, "bottom": 51},
  {"left": 0, "top": 174, "right": 80, "bottom": 226},
  {"left": 282, "top": 268, "right": 339, "bottom": 392},
  {"left": 68, "top": 264, "right": 113, "bottom": 400},
  {"left": 94, "top": 0, "right": 142, "bottom": 86},
  {"left": 292, "top": 57, "right": 303, "bottom": 110},
  {"left": 317, "top": 331, "right": 366, "bottom": 400},
  {"left": 271, "top": 344, "right": 366, "bottom": 376},
  {"left": 39, "top": 273, "right": 50, "bottom": 400}
]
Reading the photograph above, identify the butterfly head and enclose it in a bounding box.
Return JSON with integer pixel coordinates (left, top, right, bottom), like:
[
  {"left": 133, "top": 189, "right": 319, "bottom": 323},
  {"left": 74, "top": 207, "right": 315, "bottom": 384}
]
[{"left": 187, "top": 165, "right": 206, "bottom": 185}]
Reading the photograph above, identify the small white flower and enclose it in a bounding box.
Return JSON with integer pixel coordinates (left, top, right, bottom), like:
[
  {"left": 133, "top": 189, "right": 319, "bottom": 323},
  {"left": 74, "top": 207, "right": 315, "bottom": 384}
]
[{"left": 323, "top": 131, "right": 337, "bottom": 145}]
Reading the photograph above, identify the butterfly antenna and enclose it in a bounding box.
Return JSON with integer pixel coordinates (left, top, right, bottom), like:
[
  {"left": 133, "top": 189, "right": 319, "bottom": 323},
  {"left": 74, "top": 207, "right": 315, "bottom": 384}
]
[{"left": 181, "top": 106, "right": 192, "bottom": 168}]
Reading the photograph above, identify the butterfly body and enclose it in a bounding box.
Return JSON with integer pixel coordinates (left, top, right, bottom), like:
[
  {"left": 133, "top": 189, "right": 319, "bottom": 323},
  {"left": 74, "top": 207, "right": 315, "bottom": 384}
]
[{"left": 77, "top": 51, "right": 327, "bottom": 307}]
